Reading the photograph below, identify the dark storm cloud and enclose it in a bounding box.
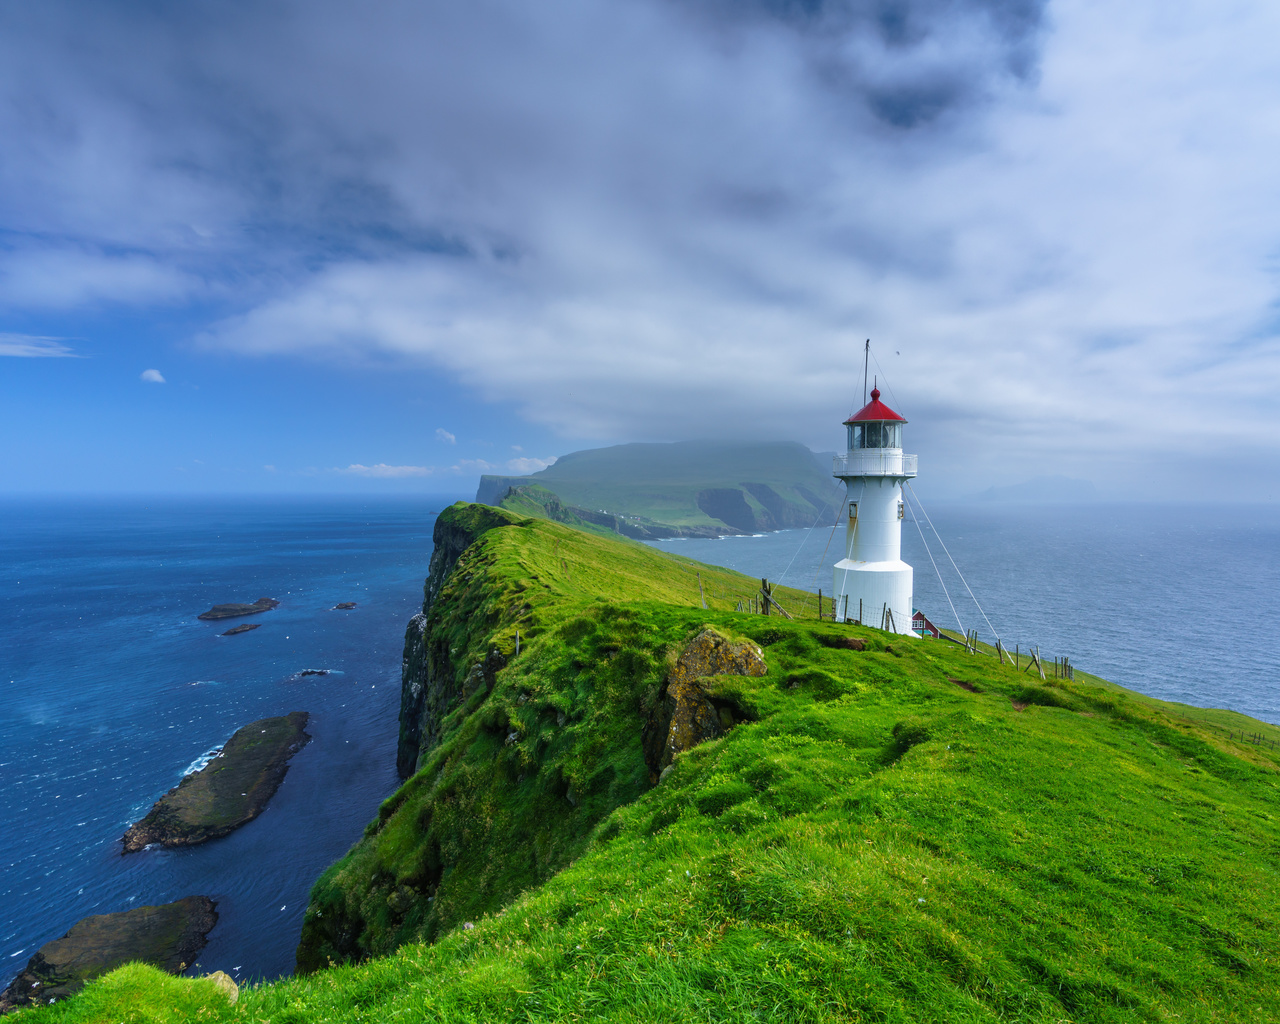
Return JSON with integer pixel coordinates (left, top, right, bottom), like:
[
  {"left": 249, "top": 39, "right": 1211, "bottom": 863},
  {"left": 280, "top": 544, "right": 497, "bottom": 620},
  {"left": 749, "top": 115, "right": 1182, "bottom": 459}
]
[
  {"left": 676, "top": 0, "right": 1045, "bottom": 126},
  {"left": 0, "top": 0, "right": 1037, "bottom": 266}
]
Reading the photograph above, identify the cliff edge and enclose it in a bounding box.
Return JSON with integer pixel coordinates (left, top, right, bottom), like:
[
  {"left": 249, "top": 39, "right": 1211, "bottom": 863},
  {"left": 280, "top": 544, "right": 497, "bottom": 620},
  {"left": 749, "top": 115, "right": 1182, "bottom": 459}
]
[{"left": 397, "top": 502, "right": 524, "bottom": 778}]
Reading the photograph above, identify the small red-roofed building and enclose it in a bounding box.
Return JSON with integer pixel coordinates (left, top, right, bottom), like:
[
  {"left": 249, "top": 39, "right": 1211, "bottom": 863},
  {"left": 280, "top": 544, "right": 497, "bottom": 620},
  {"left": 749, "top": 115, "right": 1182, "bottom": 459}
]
[{"left": 912, "top": 610, "right": 940, "bottom": 638}]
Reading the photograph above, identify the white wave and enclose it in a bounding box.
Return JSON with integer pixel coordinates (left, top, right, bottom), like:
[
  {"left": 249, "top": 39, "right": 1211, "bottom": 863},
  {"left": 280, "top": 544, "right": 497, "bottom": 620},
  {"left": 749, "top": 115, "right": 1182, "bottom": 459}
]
[{"left": 183, "top": 747, "right": 223, "bottom": 777}]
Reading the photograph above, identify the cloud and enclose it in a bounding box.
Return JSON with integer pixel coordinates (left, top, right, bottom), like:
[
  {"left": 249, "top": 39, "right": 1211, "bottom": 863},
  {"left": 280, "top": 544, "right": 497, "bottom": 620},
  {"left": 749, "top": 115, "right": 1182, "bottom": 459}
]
[
  {"left": 450, "top": 458, "right": 498, "bottom": 474},
  {"left": 449, "top": 456, "right": 556, "bottom": 475},
  {"left": 0, "top": 334, "right": 77, "bottom": 357},
  {"left": 140, "top": 368, "right": 166, "bottom": 383},
  {"left": 506, "top": 456, "right": 557, "bottom": 474},
  {"left": 5, "top": 1, "right": 1280, "bottom": 493},
  {"left": 435, "top": 428, "right": 456, "bottom": 444},
  {"left": 335, "top": 463, "right": 433, "bottom": 477},
  {"left": 0, "top": 248, "right": 196, "bottom": 310}
]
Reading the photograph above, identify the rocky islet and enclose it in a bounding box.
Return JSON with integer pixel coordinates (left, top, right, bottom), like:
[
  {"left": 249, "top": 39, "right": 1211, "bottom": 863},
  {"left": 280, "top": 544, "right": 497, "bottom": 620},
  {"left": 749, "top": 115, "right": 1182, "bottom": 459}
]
[
  {"left": 121, "top": 712, "right": 312, "bottom": 853},
  {"left": 0, "top": 897, "right": 217, "bottom": 1013},
  {"left": 197, "top": 597, "right": 280, "bottom": 621}
]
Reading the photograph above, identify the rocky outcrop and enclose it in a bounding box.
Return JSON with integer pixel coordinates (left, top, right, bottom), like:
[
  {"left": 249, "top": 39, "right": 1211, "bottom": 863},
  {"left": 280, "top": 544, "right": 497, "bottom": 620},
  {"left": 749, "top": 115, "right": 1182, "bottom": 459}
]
[
  {"left": 643, "top": 629, "right": 767, "bottom": 780},
  {"left": 397, "top": 504, "right": 518, "bottom": 778},
  {"left": 205, "top": 970, "right": 238, "bottom": 1004},
  {"left": 197, "top": 597, "right": 279, "bottom": 621},
  {"left": 122, "top": 712, "right": 310, "bottom": 852},
  {"left": 0, "top": 897, "right": 217, "bottom": 1013}
]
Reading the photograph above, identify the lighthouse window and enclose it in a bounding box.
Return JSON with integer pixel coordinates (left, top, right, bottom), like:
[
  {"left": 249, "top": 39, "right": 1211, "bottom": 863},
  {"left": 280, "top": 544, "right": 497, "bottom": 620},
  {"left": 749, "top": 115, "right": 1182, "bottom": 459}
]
[{"left": 851, "top": 421, "right": 903, "bottom": 448}]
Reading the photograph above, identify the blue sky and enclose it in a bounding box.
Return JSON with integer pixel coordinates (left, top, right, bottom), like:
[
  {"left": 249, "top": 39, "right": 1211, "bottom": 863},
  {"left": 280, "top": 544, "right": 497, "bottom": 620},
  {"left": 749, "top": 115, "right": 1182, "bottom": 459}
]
[{"left": 3, "top": 0, "right": 1279, "bottom": 499}]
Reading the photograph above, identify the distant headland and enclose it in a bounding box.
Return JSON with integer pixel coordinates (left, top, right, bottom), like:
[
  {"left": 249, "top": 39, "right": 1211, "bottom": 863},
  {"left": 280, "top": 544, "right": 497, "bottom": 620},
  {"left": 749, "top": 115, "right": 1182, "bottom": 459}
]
[{"left": 476, "top": 440, "right": 837, "bottom": 539}]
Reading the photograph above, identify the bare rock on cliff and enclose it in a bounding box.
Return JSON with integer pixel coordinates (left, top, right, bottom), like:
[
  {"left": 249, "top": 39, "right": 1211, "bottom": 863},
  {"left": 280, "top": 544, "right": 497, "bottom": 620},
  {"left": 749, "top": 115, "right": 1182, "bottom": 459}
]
[
  {"left": 644, "top": 629, "right": 766, "bottom": 780},
  {"left": 0, "top": 896, "right": 217, "bottom": 1012}
]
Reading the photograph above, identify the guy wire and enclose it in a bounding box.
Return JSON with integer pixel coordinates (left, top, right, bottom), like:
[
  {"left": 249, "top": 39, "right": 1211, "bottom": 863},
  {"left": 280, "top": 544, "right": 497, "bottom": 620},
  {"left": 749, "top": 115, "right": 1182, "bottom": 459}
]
[{"left": 905, "top": 480, "right": 1001, "bottom": 642}]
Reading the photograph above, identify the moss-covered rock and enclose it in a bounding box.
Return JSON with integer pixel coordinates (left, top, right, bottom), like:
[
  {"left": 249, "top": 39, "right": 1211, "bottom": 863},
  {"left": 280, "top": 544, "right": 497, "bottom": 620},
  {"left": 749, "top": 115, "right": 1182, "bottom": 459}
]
[{"left": 642, "top": 628, "right": 767, "bottom": 779}]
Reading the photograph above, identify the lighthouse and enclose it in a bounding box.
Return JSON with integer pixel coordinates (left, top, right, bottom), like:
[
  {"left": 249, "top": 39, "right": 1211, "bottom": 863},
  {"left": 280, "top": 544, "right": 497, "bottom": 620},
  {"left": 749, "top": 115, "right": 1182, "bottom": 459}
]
[{"left": 832, "top": 387, "right": 917, "bottom": 634}]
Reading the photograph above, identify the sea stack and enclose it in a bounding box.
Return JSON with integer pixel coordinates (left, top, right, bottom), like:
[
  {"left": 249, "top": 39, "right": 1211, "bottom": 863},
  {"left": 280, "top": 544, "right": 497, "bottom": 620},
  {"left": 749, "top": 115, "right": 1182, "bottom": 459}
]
[{"left": 832, "top": 385, "right": 917, "bottom": 634}]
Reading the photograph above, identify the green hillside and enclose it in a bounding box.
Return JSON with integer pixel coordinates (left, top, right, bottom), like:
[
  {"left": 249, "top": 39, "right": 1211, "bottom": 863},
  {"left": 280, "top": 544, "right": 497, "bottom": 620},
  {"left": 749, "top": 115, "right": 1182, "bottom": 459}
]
[
  {"left": 477, "top": 441, "right": 839, "bottom": 536},
  {"left": 18, "top": 505, "right": 1280, "bottom": 1023}
]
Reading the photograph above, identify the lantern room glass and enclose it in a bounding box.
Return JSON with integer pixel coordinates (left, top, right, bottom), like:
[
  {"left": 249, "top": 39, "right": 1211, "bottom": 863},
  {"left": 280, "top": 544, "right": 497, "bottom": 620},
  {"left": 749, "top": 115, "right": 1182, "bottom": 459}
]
[{"left": 847, "top": 422, "right": 902, "bottom": 450}]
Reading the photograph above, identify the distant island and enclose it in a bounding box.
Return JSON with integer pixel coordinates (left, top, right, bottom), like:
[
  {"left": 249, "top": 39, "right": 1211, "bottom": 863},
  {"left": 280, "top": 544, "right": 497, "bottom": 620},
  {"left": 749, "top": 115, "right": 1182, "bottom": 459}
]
[
  {"left": 197, "top": 597, "right": 280, "bottom": 621},
  {"left": 122, "top": 712, "right": 311, "bottom": 853},
  {"left": 220, "top": 623, "right": 260, "bottom": 636},
  {"left": 476, "top": 440, "right": 837, "bottom": 538}
]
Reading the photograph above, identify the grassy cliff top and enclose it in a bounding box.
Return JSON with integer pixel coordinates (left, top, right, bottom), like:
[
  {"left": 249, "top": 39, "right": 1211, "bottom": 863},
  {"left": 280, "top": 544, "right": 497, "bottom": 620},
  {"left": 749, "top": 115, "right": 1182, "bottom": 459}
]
[{"left": 19, "top": 506, "right": 1280, "bottom": 1023}]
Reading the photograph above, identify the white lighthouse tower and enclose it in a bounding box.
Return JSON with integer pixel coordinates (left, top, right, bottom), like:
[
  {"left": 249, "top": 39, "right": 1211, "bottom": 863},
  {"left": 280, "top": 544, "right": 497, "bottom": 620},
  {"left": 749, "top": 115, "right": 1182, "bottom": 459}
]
[{"left": 832, "top": 387, "right": 918, "bottom": 634}]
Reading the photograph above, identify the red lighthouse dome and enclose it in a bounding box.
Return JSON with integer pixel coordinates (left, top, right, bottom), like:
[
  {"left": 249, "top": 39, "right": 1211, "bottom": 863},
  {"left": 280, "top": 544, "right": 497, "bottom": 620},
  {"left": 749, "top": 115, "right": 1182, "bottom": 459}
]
[
  {"left": 844, "top": 387, "right": 906, "bottom": 425},
  {"left": 843, "top": 388, "right": 905, "bottom": 450}
]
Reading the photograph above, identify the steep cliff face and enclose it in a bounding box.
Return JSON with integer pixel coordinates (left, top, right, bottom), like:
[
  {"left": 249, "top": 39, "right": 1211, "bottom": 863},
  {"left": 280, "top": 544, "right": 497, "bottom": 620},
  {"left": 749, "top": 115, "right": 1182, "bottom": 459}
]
[
  {"left": 299, "top": 508, "right": 797, "bottom": 973},
  {"left": 397, "top": 502, "right": 521, "bottom": 778}
]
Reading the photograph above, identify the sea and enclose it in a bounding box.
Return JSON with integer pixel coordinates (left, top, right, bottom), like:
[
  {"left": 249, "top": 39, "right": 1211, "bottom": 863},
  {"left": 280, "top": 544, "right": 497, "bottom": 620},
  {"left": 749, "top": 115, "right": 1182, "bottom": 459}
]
[
  {"left": 2, "top": 497, "right": 1277, "bottom": 986},
  {"left": 0, "top": 496, "right": 464, "bottom": 985}
]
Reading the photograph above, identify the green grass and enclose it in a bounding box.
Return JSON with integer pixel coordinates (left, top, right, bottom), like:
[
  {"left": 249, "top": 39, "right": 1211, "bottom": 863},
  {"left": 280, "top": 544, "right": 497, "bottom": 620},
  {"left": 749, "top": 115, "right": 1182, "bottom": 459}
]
[{"left": 16, "top": 506, "right": 1280, "bottom": 1023}]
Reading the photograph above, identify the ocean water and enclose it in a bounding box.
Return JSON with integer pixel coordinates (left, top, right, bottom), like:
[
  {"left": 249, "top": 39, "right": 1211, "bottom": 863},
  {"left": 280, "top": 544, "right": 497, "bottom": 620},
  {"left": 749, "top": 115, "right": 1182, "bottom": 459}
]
[
  {"left": 649, "top": 502, "right": 1280, "bottom": 727},
  {"left": 3, "top": 497, "right": 1278, "bottom": 991},
  {"left": 0, "top": 496, "right": 463, "bottom": 984}
]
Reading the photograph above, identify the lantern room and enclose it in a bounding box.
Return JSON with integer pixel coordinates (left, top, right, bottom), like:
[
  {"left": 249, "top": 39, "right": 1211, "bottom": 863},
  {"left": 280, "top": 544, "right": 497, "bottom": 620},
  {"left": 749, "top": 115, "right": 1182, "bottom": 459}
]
[{"left": 844, "top": 388, "right": 906, "bottom": 451}]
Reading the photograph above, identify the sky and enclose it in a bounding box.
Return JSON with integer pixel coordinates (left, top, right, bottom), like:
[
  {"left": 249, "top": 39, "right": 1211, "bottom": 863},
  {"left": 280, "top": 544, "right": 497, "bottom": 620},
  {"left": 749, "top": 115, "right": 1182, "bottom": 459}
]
[{"left": 2, "top": 0, "right": 1279, "bottom": 500}]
